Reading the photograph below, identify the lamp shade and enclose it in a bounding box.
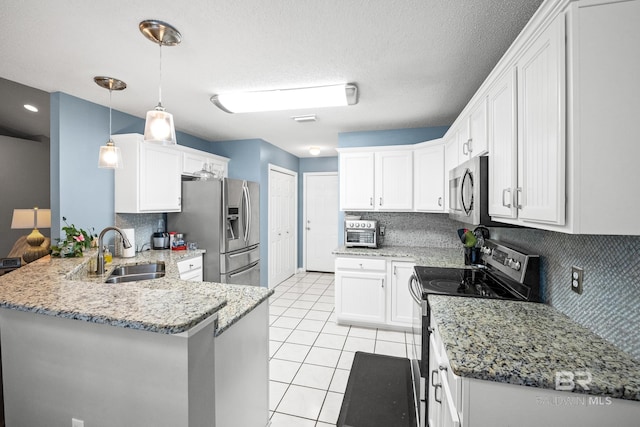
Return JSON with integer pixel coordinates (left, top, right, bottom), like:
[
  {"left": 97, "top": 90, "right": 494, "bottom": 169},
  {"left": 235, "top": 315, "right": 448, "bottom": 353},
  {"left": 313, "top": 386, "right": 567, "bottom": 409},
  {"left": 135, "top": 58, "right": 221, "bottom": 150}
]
[
  {"left": 11, "top": 208, "right": 51, "bottom": 229},
  {"left": 144, "top": 108, "right": 177, "bottom": 145},
  {"left": 98, "top": 141, "right": 123, "bottom": 168}
]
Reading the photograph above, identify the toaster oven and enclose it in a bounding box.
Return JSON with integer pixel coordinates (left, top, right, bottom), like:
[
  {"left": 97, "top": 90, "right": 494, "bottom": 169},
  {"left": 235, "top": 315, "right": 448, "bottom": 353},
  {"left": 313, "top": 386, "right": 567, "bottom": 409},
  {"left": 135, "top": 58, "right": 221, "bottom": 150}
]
[{"left": 345, "top": 220, "right": 379, "bottom": 248}]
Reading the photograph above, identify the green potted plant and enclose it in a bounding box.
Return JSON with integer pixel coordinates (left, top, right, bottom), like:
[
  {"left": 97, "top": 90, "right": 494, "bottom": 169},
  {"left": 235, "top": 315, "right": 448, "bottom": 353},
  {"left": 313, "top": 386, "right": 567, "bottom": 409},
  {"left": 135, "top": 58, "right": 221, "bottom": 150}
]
[{"left": 51, "top": 217, "right": 96, "bottom": 258}]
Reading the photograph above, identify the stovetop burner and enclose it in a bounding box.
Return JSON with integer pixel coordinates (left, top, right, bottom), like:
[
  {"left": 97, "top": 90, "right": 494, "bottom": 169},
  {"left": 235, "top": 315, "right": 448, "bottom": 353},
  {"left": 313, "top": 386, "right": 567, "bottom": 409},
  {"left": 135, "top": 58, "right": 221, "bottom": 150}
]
[{"left": 412, "top": 240, "right": 541, "bottom": 302}]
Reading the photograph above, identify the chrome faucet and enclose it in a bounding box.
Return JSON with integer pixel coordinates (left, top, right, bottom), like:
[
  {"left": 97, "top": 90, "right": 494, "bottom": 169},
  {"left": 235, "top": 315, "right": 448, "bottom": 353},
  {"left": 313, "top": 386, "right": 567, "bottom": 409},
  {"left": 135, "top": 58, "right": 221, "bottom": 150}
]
[{"left": 96, "top": 226, "right": 132, "bottom": 274}]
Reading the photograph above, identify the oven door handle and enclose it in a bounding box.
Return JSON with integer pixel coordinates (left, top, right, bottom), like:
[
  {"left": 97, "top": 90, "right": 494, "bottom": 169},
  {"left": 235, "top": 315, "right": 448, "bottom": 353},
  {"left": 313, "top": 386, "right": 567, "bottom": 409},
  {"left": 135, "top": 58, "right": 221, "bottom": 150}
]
[{"left": 408, "top": 274, "right": 421, "bottom": 304}]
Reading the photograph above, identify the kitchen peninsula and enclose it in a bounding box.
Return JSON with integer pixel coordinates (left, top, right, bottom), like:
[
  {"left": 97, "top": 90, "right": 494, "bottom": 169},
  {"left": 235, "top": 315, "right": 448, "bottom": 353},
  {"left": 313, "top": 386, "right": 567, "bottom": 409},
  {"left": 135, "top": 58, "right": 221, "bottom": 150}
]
[{"left": 0, "top": 250, "right": 272, "bottom": 427}]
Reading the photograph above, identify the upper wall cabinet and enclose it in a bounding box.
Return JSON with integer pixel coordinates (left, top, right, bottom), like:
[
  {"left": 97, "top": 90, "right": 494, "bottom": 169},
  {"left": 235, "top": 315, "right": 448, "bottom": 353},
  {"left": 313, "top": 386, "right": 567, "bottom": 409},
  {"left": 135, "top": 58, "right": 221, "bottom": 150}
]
[
  {"left": 414, "top": 141, "right": 445, "bottom": 212},
  {"left": 463, "top": 0, "right": 640, "bottom": 234},
  {"left": 113, "top": 134, "right": 182, "bottom": 213},
  {"left": 488, "top": 12, "right": 566, "bottom": 226},
  {"left": 177, "top": 145, "right": 228, "bottom": 179},
  {"left": 443, "top": 96, "right": 489, "bottom": 171},
  {"left": 339, "top": 148, "right": 413, "bottom": 211}
]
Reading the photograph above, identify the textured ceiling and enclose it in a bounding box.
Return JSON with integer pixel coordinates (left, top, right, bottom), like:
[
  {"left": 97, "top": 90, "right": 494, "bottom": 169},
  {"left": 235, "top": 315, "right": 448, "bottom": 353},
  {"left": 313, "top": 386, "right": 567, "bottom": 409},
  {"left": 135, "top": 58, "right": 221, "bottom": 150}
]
[{"left": 0, "top": 0, "right": 543, "bottom": 157}]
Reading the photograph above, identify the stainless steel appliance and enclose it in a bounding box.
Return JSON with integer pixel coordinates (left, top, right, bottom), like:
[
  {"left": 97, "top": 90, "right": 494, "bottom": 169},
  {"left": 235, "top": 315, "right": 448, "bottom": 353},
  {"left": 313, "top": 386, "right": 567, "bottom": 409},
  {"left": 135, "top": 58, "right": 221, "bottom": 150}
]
[
  {"left": 449, "top": 156, "right": 500, "bottom": 226},
  {"left": 408, "top": 239, "right": 540, "bottom": 427},
  {"left": 168, "top": 179, "right": 260, "bottom": 286},
  {"left": 344, "top": 219, "right": 379, "bottom": 248}
]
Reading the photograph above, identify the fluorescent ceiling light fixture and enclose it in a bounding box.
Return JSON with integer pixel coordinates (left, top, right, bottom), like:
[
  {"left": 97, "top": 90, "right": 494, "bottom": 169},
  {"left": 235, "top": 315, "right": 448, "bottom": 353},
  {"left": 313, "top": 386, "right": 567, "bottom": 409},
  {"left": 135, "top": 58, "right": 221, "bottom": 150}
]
[
  {"left": 211, "top": 83, "right": 358, "bottom": 114},
  {"left": 24, "top": 104, "right": 38, "bottom": 112},
  {"left": 309, "top": 147, "right": 321, "bottom": 156}
]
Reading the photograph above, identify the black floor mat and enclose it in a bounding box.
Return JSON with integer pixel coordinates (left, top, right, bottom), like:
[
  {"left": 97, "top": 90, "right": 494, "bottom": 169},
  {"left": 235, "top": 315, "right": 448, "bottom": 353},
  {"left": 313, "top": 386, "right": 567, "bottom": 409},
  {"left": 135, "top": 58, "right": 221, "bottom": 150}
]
[{"left": 337, "top": 351, "right": 417, "bottom": 427}]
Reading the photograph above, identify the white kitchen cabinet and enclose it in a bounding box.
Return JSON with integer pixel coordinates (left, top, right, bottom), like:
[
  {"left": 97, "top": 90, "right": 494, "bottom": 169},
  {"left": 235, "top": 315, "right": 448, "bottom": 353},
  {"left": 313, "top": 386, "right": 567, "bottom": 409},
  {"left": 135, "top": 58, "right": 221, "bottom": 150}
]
[
  {"left": 374, "top": 150, "right": 413, "bottom": 210},
  {"left": 339, "top": 151, "right": 375, "bottom": 210},
  {"left": 335, "top": 256, "right": 413, "bottom": 330},
  {"left": 339, "top": 148, "right": 413, "bottom": 211},
  {"left": 516, "top": 12, "right": 566, "bottom": 225},
  {"left": 177, "top": 254, "right": 203, "bottom": 282},
  {"left": 113, "top": 134, "right": 182, "bottom": 213},
  {"left": 388, "top": 261, "right": 415, "bottom": 327},
  {"left": 335, "top": 257, "right": 386, "bottom": 326},
  {"left": 487, "top": 68, "right": 518, "bottom": 219},
  {"left": 177, "top": 145, "right": 228, "bottom": 178},
  {"left": 414, "top": 142, "right": 445, "bottom": 212},
  {"left": 465, "top": 97, "right": 489, "bottom": 159},
  {"left": 429, "top": 308, "right": 640, "bottom": 427}
]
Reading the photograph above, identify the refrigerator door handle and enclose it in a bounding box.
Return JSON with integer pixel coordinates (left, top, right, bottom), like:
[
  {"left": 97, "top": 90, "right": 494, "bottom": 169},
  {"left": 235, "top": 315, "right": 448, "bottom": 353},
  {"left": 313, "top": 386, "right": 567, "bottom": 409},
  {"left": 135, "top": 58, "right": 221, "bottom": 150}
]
[
  {"left": 242, "top": 182, "right": 251, "bottom": 243},
  {"left": 229, "top": 261, "right": 259, "bottom": 279}
]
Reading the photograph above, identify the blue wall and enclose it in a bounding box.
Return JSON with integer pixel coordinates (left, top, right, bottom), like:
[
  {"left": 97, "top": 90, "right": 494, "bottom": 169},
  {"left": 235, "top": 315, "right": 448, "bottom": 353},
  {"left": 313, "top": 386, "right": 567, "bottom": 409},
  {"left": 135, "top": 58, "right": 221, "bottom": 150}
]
[
  {"left": 338, "top": 126, "right": 448, "bottom": 148},
  {"left": 50, "top": 92, "right": 217, "bottom": 241}
]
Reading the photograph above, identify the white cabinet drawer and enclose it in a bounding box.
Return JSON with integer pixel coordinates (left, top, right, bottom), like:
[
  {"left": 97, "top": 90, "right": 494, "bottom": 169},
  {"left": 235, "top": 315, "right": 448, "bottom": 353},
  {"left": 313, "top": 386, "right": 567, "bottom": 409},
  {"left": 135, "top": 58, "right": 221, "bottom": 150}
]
[
  {"left": 176, "top": 255, "right": 202, "bottom": 281},
  {"left": 335, "top": 257, "right": 386, "bottom": 271}
]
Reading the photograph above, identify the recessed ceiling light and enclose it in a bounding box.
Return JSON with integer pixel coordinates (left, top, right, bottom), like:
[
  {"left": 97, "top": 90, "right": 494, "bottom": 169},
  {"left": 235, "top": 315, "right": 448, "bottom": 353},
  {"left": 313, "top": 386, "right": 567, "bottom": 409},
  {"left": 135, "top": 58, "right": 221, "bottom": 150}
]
[
  {"left": 24, "top": 104, "right": 38, "bottom": 112},
  {"left": 309, "top": 147, "right": 321, "bottom": 156}
]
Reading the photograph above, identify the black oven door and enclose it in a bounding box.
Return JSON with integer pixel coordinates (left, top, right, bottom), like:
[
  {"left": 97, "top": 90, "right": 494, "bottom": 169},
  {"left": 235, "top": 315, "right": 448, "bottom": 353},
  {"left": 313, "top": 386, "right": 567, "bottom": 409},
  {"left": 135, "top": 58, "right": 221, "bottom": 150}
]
[{"left": 409, "top": 273, "right": 427, "bottom": 427}]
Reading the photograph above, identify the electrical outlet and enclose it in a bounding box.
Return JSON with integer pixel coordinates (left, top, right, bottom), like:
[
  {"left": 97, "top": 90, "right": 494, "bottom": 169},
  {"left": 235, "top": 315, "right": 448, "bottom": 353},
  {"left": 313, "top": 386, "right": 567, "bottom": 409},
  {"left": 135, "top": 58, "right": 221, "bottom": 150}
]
[
  {"left": 571, "top": 266, "right": 584, "bottom": 294},
  {"left": 379, "top": 226, "right": 385, "bottom": 236},
  {"left": 72, "top": 418, "right": 84, "bottom": 427}
]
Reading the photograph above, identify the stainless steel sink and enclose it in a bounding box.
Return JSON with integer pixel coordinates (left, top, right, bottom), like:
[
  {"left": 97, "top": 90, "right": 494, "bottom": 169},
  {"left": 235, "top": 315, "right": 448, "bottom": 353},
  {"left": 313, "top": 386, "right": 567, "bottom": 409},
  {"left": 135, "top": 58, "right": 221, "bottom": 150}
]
[{"left": 105, "top": 262, "right": 166, "bottom": 283}]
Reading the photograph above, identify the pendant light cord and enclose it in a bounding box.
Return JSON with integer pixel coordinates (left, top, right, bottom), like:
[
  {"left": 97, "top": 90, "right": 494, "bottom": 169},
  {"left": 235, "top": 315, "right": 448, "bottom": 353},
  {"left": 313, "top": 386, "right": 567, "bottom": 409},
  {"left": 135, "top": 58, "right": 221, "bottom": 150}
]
[
  {"left": 158, "top": 43, "right": 163, "bottom": 108},
  {"left": 108, "top": 89, "right": 113, "bottom": 139}
]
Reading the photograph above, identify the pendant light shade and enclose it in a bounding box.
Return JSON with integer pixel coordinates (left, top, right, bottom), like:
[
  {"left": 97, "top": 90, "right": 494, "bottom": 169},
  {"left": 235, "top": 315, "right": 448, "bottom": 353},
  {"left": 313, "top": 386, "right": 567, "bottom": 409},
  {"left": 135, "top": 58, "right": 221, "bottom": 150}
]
[
  {"left": 94, "top": 76, "right": 126, "bottom": 169},
  {"left": 139, "top": 20, "right": 181, "bottom": 146},
  {"left": 144, "top": 106, "right": 176, "bottom": 144}
]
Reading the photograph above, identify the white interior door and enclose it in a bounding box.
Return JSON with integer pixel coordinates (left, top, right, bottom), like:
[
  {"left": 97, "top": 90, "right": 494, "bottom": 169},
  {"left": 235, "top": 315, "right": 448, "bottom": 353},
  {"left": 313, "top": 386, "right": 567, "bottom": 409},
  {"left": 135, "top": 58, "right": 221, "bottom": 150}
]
[
  {"left": 269, "top": 166, "right": 297, "bottom": 287},
  {"left": 304, "top": 173, "right": 339, "bottom": 272}
]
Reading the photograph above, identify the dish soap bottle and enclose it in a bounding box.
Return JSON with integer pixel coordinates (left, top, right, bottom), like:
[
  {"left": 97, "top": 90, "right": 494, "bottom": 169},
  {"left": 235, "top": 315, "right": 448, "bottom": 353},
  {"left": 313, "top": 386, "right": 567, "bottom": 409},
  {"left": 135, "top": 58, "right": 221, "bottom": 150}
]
[{"left": 104, "top": 246, "right": 112, "bottom": 264}]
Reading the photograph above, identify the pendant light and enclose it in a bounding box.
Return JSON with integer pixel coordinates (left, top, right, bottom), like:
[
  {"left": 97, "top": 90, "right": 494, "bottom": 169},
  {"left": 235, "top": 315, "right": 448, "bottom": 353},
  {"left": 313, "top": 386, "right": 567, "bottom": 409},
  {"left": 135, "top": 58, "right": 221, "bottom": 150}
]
[
  {"left": 95, "top": 76, "right": 127, "bottom": 169},
  {"left": 139, "top": 20, "right": 182, "bottom": 145}
]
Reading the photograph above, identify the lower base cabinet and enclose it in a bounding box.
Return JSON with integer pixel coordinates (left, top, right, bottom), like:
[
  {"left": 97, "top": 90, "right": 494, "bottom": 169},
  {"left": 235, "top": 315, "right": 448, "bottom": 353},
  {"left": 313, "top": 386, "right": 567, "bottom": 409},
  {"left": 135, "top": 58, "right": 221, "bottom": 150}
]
[
  {"left": 429, "top": 314, "right": 640, "bottom": 427},
  {"left": 335, "top": 256, "right": 414, "bottom": 330}
]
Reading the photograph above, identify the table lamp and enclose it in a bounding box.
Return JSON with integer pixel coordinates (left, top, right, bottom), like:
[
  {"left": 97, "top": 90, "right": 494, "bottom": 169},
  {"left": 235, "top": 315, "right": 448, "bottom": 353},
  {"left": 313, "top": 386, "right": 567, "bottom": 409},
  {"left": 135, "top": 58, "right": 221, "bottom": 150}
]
[{"left": 11, "top": 207, "right": 51, "bottom": 263}]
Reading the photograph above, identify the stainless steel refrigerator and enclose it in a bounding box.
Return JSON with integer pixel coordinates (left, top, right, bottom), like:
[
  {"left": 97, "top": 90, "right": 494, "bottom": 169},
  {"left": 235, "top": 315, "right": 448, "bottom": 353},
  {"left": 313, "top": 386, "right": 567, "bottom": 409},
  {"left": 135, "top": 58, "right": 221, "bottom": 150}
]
[{"left": 168, "top": 179, "right": 260, "bottom": 286}]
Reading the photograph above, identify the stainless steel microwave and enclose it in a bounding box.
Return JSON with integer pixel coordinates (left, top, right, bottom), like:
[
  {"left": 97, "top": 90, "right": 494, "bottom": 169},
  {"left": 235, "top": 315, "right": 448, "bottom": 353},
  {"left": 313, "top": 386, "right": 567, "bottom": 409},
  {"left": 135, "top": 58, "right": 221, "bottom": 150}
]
[{"left": 448, "top": 156, "right": 498, "bottom": 226}]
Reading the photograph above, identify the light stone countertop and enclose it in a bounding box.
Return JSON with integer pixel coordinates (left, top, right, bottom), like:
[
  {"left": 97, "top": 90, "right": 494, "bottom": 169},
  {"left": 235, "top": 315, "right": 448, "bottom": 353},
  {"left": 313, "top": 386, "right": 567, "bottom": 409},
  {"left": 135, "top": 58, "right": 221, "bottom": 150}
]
[
  {"left": 333, "top": 245, "right": 467, "bottom": 268},
  {"left": 428, "top": 295, "right": 640, "bottom": 401},
  {"left": 0, "top": 249, "right": 272, "bottom": 335}
]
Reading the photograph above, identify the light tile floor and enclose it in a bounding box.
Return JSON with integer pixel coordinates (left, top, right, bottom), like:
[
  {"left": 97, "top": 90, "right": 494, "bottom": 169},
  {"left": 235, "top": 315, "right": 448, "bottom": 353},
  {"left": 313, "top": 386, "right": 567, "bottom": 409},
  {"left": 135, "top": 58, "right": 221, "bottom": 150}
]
[{"left": 268, "top": 272, "right": 412, "bottom": 426}]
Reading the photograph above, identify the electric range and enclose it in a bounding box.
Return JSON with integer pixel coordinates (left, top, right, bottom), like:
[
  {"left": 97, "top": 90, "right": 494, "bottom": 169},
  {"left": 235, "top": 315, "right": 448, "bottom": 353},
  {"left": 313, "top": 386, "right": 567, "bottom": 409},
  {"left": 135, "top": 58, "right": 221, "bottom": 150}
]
[{"left": 408, "top": 239, "right": 541, "bottom": 427}]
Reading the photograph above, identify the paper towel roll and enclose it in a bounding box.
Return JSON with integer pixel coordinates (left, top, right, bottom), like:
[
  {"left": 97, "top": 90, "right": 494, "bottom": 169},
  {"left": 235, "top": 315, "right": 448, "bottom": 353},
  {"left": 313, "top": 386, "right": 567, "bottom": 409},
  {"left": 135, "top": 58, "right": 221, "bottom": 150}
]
[{"left": 121, "top": 228, "right": 135, "bottom": 258}]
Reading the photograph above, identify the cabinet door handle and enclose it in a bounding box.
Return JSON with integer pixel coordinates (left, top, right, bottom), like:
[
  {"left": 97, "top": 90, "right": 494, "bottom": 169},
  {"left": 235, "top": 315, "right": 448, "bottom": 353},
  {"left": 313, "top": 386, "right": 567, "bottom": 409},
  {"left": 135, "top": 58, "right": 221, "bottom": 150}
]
[
  {"left": 431, "top": 369, "right": 439, "bottom": 387},
  {"left": 468, "top": 138, "right": 473, "bottom": 152},
  {"left": 434, "top": 384, "right": 442, "bottom": 404},
  {"left": 178, "top": 196, "right": 181, "bottom": 207},
  {"left": 462, "top": 141, "right": 469, "bottom": 155},
  {"left": 393, "top": 266, "right": 397, "bottom": 276},
  {"left": 381, "top": 278, "right": 384, "bottom": 288},
  {"left": 369, "top": 197, "right": 373, "bottom": 207},
  {"left": 379, "top": 197, "right": 383, "bottom": 206},
  {"left": 502, "top": 188, "right": 512, "bottom": 208},
  {"left": 516, "top": 187, "right": 523, "bottom": 209},
  {"left": 438, "top": 197, "right": 443, "bottom": 207}
]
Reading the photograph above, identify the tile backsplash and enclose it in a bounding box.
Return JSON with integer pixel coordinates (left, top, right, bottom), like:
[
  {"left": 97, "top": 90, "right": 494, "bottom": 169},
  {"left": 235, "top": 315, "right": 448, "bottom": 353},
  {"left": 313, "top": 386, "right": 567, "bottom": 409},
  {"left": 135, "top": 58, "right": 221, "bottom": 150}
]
[
  {"left": 352, "top": 212, "right": 640, "bottom": 360},
  {"left": 115, "top": 213, "right": 165, "bottom": 253}
]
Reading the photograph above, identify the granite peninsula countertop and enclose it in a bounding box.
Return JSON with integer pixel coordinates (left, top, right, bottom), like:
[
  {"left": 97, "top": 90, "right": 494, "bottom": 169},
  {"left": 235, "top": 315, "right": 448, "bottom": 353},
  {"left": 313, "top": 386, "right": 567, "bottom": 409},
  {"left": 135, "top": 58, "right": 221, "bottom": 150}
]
[
  {"left": 333, "top": 245, "right": 467, "bottom": 268},
  {"left": 428, "top": 295, "right": 640, "bottom": 401},
  {"left": 0, "top": 249, "right": 272, "bottom": 335}
]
